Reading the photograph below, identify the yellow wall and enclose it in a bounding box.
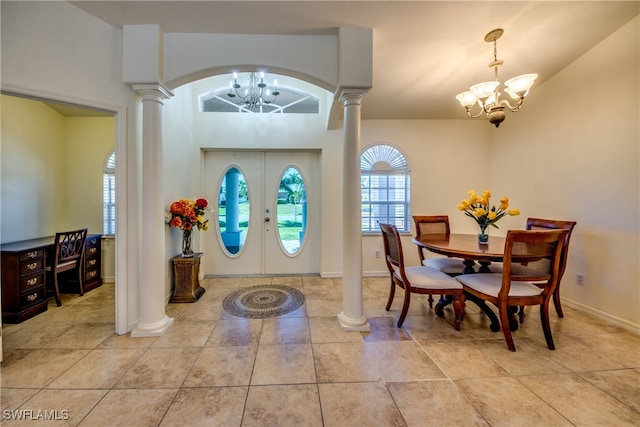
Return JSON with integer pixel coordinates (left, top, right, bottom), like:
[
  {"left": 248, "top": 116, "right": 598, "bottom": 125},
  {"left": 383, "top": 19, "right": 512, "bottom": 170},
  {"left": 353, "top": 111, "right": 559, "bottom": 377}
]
[{"left": 0, "top": 95, "right": 115, "bottom": 242}]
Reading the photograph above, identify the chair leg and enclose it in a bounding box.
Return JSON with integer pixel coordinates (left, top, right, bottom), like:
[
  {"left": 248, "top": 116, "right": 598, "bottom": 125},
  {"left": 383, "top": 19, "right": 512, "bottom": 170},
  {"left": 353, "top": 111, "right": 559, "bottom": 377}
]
[
  {"left": 427, "top": 294, "right": 434, "bottom": 308},
  {"left": 77, "top": 266, "right": 84, "bottom": 296},
  {"left": 53, "top": 273, "right": 62, "bottom": 307},
  {"left": 498, "top": 303, "right": 516, "bottom": 351},
  {"left": 451, "top": 291, "right": 465, "bottom": 331},
  {"left": 553, "top": 287, "right": 564, "bottom": 318},
  {"left": 397, "top": 287, "right": 411, "bottom": 327},
  {"left": 385, "top": 277, "right": 396, "bottom": 311},
  {"left": 518, "top": 306, "right": 526, "bottom": 323},
  {"left": 540, "top": 301, "right": 556, "bottom": 350}
]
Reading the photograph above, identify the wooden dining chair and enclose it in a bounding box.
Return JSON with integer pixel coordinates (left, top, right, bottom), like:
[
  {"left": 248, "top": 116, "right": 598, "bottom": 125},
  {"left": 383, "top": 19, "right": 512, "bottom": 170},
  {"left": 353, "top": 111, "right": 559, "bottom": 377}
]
[
  {"left": 379, "top": 222, "right": 465, "bottom": 330},
  {"left": 456, "top": 229, "right": 568, "bottom": 351},
  {"left": 524, "top": 218, "right": 576, "bottom": 318},
  {"left": 412, "top": 215, "right": 466, "bottom": 276},
  {"left": 48, "top": 228, "right": 87, "bottom": 306}
]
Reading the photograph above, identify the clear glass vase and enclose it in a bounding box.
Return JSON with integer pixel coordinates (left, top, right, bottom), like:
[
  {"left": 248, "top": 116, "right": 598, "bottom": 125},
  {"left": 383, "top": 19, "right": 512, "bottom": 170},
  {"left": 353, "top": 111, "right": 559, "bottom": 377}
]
[
  {"left": 182, "top": 229, "right": 194, "bottom": 257},
  {"left": 478, "top": 224, "right": 489, "bottom": 245}
]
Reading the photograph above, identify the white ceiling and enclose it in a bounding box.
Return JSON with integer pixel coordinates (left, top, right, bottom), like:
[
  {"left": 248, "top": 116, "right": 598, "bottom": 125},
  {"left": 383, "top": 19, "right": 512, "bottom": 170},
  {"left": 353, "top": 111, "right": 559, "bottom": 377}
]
[{"left": 70, "top": 0, "right": 639, "bottom": 120}]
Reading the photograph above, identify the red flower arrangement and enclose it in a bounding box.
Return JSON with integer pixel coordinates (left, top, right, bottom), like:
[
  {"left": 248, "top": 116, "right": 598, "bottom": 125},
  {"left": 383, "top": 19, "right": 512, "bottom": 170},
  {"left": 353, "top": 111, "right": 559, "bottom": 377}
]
[{"left": 167, "top": 198, "right": 210, "bottom": 231}]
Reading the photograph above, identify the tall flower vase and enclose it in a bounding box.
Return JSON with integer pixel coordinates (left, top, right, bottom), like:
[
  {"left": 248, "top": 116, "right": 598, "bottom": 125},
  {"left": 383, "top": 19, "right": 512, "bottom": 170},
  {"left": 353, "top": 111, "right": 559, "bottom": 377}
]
[
  {"left": 478, "top": 225, "right": 489, "bottom": 245},
  {"left": 182, "top": 229, "right": 194, "bottom": 257}
]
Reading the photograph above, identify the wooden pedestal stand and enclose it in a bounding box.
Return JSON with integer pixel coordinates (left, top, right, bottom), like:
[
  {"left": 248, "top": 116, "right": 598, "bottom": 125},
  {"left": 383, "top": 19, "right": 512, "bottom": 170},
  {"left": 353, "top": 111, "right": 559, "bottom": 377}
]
[{"left": 170, "top": 252, "right": 205, "bottom": 303}]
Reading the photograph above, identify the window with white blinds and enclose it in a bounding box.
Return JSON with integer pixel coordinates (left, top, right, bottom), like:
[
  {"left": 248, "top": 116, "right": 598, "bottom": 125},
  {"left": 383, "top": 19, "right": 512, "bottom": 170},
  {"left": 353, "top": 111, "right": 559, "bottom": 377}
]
[
  {"left": 360, "top": 144, "right": 411, "bottom": 233},
  {"left": 103, "top": 151, "right": 116, "bottom": 235}
]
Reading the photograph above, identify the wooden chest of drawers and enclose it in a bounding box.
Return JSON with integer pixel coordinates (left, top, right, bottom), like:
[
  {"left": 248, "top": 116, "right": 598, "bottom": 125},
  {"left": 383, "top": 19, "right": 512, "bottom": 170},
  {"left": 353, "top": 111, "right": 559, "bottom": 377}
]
[
  {"left": 83, "top": 234, "right": 103, "bottom": 292},
  {"left": 1, "top": 238, "right": 51, "bottom": 323}
]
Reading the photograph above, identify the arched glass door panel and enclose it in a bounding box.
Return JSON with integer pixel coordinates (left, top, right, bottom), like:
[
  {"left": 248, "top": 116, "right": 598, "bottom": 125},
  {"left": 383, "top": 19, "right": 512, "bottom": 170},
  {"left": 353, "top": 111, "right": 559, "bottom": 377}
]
[
  {"left": 217, "top": 166, "right": 249, "bottom": 256},
  {"left": 276, "top": 166, "right": 307, "bottom": 256}
]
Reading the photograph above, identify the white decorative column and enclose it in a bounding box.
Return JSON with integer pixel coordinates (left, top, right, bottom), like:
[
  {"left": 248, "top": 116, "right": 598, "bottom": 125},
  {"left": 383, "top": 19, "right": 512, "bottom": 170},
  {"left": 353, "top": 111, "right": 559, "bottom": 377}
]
[
  {"left": 337, "top": 89, "right": 370, "bottom": 331},
  {"left": 131, "top": 84, "right": 175, "bottom": 337}
]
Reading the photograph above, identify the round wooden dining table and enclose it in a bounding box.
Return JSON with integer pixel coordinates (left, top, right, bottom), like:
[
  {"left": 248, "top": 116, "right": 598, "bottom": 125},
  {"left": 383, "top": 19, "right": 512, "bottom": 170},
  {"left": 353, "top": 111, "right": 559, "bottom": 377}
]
[
  {"left": 411, "top": 233, "right": 510, "bottom": 332},
  {"left": 412, "top": 233, "right": 506, "bottom": 274}
]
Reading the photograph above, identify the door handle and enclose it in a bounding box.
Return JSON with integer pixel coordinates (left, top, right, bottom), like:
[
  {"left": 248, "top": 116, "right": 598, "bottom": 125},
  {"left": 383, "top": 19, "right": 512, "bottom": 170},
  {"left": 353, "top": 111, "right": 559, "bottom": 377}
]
[{"left": 265, "top": 217, "right": 270, "bottom": 222}]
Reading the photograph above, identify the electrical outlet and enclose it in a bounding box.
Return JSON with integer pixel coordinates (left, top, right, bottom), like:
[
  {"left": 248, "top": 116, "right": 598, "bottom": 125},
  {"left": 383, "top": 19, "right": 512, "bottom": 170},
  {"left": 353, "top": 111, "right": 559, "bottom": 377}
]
[
  {"left": 576, "top": 273, "right": 585, "bottom": 286},
  {"left": 375, "top": 250, "right": 380, "bottom": 258}
]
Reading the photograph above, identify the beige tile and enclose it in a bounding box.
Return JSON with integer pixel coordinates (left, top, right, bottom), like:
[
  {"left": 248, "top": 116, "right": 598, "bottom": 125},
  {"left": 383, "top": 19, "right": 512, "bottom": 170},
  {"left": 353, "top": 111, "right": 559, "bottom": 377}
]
[
  {"left": 271, "top": 275, "right": 303, "bottom": 287},
  {"left": 240, "top": 277, "right": 273, "bottom": 287},
  {"left": 259, "top": 317, "right": 310, "bottom": 345},
  {"left": 543, "top": 334, "right": 627, "bottom": 372},
  {"left": 183, "top": 346, "right": 257, "bottom": 387},
  {"left": 318, "top": 382, "right": 405, "bottom": 427},
  {"left": 401, "top": 312, "right": 467, "bottom": 340},
  {"left": 479, "top": 337, "right": 570, "bottom": 376},
  {"left": 308, "top": 316, "right": 363, "bottom": 344},
  {"left": 1, "top": 349, "right": 90, "bottom": 388},
  {"left": 301, "top": 281, "right": 340, "bottom": 299},
  {"left": 1, "top": 323, "right": 72, "bottom": 349},
  {"left": 313, "top": 342, "right": 382, "bottom": 382},
  {"left": 581, "top": 369, "right": 640, "bottom": 412},
  {"left": 47, "top": 349, "right": 145, "bottom": 389},
  {"left": 361, "top": 316, "right": 414, "bottom": 342},
  {"left": 206, "top": 318, "right": 263, "bottom": 346},
  {"left": 151, "top": 319, "right": 216, "bottom": 348},
  {"left": 387, "top": 380, "right": 489, "bottom": 426},
  {"left": 251, "top": 344, "right": 316, "bottom": 385},
  {"left": 0, "top": 388, "right": 40, "bottom": 413},
  {"left": 79, "top": 389, "right": 177, "bottom": 427},
  {"left": 114, "top": 348, "right": 200, "bottom": 389},
  {"left": 41, "top": 323, "right": 115, "bottom": 349},
  {"left": 588, "top": 332, "right": 640, "bottom": 368},
  {"left": 455, "top": 377, "right": 572, "bottom": 426},
  {"left": 98, "top": 333, "right": 158, "bottom": 349},
  {"left": 165, "top": 297, "right": 223, "bottom": 321},
  {"left": 4, "top": 389, "right": 107, "bottom": 426},
  {"left": 421, "top": 339, "right": 509, "bottom": 379},
  {"left": 519, "top": 373, "right": 640, "bottom": 426},
  {"left": 243, "top": 384, "right": 323, "bottom": 427},
  {"left": 304, "top": 298, "right": 343, "bottom": 317},
  {"left": 160, "top": 387, "right": 247, "bottom": 426}
]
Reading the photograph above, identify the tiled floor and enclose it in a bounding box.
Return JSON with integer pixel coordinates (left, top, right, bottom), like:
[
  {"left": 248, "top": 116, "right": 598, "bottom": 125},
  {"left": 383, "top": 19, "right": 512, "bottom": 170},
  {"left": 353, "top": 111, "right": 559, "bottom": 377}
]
[{"left": 1, "top": 275, "right": 639, "bottom": 426}]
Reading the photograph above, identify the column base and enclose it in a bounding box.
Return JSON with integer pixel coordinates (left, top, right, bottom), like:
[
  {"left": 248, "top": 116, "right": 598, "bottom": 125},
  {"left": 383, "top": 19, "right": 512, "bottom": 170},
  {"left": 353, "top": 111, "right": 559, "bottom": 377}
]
[
  {"left": 337, "top": 311, "right": 370, "bottom": 331},
  {"left": 131, "top": 315, "right": 175, "bottom": 337}
]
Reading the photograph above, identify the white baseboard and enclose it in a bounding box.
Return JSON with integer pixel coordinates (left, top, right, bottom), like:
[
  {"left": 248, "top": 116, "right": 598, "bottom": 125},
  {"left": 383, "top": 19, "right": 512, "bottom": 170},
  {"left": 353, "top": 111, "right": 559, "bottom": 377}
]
[
  {"left": 321, "top": 271, "right": 388, "bottom": 279},
  {"left": 562, "top": 297, "right": 640, "bottom": 335}
]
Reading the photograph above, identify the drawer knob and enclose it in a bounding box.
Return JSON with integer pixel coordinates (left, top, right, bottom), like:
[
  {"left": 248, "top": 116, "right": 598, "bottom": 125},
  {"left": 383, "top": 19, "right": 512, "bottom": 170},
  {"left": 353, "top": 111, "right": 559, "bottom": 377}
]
[
  {"left": 26, "top": 262, "right": 37, "bottom": 270},
  {"left": 27, "top": 277, "right": 38, "bottom": 286},
  {"left": 89, "top": 248, "right": 97, "bottom": 254},
  {"left": 88, "top": 259, "right": 97, "bottom": 266},
  {"left": 27, "top": 292, "right": 38, "bottom": 302},
  {"left": 27, "top": 251, "right": 38, "bottom": 258}
]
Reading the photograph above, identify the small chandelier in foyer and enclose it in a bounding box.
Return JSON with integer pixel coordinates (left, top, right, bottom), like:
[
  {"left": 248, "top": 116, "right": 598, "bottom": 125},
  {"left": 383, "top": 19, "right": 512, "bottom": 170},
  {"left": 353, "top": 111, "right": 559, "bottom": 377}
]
[
  {"left": 456, "top": 28, "right": 537, "bottom": 127},
  {"left": 227, "top": 72, "right": 280, "bottom": 110}
]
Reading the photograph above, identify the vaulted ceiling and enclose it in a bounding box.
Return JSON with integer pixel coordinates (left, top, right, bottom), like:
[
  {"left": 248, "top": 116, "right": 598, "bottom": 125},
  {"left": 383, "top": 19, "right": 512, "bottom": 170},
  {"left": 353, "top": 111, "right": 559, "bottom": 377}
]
[{"left": 71, "top": 1, "right": 638, "bottom": 120}]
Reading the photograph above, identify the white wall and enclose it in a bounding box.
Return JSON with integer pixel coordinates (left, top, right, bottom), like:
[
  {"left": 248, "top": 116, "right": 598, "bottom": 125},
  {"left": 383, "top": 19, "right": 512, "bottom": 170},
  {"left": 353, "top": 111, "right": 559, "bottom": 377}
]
[{"left": 490, "top": 17, "right": 640, "bottom": 328}]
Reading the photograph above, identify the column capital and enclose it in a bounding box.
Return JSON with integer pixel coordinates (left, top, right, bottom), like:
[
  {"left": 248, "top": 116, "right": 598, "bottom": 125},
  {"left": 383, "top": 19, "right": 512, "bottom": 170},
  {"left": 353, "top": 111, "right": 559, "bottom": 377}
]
[
  {"left": 338, "top": 89, "right": 368, "bottom": 107},
  {"left": 132, "top": 83, "right": 174, "bottom": 103}
]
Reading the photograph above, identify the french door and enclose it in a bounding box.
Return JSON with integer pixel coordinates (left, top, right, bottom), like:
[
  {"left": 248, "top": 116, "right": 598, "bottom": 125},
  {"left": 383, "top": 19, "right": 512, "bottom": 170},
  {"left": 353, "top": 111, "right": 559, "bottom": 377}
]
[{"left": 203, "top": 150, "right": 320, "bottom": 275}]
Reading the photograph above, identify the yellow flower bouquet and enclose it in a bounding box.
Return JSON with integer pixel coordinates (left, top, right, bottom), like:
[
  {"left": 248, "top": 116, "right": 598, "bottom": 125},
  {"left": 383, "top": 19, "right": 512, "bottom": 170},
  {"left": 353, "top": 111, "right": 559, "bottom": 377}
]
[{"left": 457, "top": 189, "right": 520, "bottom": 243}]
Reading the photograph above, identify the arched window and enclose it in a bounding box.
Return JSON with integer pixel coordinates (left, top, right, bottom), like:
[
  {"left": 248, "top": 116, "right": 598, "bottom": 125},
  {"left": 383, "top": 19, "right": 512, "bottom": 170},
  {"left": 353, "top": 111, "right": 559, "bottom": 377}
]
[
  {"left": 360, "top": 144, "right": 410, "bottom": 233},
  {"left": 103, "top": 151, "right": 116, "bottom": 235}
]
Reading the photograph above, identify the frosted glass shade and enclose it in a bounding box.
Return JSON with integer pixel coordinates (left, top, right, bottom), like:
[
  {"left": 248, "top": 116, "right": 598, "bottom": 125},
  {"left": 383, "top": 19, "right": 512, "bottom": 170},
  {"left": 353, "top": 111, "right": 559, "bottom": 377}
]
[
  {"left": 504, "top": 73, "right": 538, "bottom": 98},
  {"left": 470, "top": 81, "right": 500, "bottom": 100},
  {"left": 456, "top": 91, "right": 477, "bottom": 108}
]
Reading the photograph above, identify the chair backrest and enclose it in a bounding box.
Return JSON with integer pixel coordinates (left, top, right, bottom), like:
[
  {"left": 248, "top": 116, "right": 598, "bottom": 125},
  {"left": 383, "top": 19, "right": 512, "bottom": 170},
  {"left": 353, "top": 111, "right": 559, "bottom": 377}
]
[
  {"left": 413, "top": 215, "right": 451, "bottom": 238},
  {"left": 412, "top": 215, "right": 450, "bottom": 261},
  {"left": 502, "top": 229, "right": 568, "bottom": 296},
  {"left": 379, "top": 222, "right": 405, "bottom": 273},
  {"left": 53, "top": 228, "right": 87, "bottom": 271},
  {"left": 526, "top": 218, "right": 576, "bottom": 281}
]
